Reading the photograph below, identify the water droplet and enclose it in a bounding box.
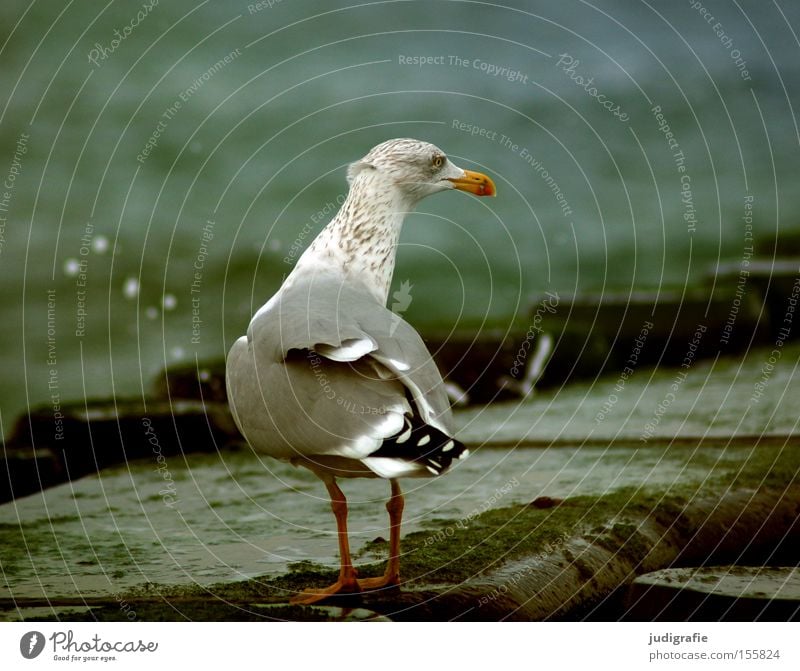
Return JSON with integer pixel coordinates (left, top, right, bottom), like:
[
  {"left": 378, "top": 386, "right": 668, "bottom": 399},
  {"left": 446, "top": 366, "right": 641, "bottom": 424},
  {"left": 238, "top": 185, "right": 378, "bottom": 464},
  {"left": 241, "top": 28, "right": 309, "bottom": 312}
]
[
  {"left": 123, "top": 277, "right": 140, "bottom": 299},
  {"left": 162, "top": 294, "right": 177, "bottom": 310},
  {"left": 171, "top": 346, "right": 184, "bottom": 359},
  {"left": 269, "top": 239, "right": 281, "bottom": 251},
  {"left": 92, "top": 235, "right": 109, "bottom": 254},
  {"left": 199, "top": 369, "right": 210, "bottom": 382},
  {"left": 64, "top": 258, "right": 80, "bottom": 276},
  {"left": 145, "top": 307, "right": 158, "bottom": 320}
]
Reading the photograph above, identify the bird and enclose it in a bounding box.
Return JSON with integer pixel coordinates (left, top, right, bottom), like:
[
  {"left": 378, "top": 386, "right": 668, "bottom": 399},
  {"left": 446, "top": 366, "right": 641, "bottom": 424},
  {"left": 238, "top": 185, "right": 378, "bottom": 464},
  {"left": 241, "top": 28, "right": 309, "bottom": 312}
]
[{"left": 226, "top": 138, "right": 496, "bottom": 604}]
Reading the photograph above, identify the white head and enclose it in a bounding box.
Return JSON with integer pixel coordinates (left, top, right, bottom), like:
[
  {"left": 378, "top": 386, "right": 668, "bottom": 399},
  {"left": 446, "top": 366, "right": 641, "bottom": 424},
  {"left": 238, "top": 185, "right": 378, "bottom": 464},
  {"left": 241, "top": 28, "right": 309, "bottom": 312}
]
[
  {"left": 293, "top": 138, "right": 496, "bottom": 303},
  {"left": 347, "top": 138, "right": 495, "bottom": 203}
]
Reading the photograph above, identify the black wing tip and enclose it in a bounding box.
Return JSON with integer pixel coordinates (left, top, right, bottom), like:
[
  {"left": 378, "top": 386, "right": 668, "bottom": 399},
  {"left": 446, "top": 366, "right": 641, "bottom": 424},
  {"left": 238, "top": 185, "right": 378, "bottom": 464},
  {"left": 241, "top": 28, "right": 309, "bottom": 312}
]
[{"left": 371, "top": 416, "right": 468, "bottom": 474}]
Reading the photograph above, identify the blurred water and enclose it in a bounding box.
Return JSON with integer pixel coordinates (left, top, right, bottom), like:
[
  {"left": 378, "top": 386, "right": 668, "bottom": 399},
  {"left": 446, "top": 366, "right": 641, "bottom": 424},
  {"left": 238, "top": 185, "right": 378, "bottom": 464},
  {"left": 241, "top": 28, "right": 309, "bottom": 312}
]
[{"left": 1, "top": 0, "right": 798, "bottom": 424}]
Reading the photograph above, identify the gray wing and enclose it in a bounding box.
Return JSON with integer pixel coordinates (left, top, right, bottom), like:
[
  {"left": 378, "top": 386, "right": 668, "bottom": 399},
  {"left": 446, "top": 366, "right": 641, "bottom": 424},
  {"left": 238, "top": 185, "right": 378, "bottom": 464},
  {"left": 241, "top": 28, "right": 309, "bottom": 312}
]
[{"left": 226, "top": 271, "right": 454, "bottom": 469}]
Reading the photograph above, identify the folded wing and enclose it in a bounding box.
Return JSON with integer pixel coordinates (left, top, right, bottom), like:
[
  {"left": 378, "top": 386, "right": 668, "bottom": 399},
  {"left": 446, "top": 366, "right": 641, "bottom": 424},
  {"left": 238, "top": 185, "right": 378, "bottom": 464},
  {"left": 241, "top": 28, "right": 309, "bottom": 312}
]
[{"left": 226, "top": 271, "right": 464, "bottom": 475}]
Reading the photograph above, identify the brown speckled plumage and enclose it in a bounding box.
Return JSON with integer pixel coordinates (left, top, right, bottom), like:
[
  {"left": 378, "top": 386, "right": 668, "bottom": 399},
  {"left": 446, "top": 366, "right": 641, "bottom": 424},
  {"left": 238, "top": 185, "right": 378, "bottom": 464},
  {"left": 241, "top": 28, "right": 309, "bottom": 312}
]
[{"left": 297, "top": 138, "right": 464, "bottom": 304}]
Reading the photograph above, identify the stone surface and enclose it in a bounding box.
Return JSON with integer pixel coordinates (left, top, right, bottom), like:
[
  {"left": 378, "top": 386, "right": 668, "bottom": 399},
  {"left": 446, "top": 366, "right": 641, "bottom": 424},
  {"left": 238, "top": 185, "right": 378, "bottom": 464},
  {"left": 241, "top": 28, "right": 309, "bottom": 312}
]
[
  {"left": 2, "top": 399, "right": 241, "bottom": 503},
  {"left": 2, "top": 443, "right": 797, "bottom": 621},
  {"left": 2, "top": 342, "right": 798, "bottom": 621},
  {"left": 625, "top": 566, "right": 800, "bottom": 621},
  {"left": 455, "top": 342, "right": 800, "bottom": 446},
  {"left": 2, "top": 443, "right": 746, "bottom": 605}
]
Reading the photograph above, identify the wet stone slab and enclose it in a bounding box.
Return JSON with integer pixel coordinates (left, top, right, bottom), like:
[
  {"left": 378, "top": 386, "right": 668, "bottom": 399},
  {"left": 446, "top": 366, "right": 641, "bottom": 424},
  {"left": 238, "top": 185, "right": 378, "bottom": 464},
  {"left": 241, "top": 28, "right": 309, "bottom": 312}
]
[
  {"left": 2, "top": 343, "right": 797, "bottom": 620},
  {"left": 625, "top": 566, "right": 800, "bottom": 621},
  {"left": 455, "top": 343, "right": 800, "bottom": 446},
  {"left": 0, "top": 441, "right": 769, "bottom": 613}
]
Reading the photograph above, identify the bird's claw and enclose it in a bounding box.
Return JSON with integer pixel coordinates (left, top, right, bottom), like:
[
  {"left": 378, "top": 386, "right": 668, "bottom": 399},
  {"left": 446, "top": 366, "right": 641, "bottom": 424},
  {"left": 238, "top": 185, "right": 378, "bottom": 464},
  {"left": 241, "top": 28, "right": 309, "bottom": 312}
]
[
  {"left": 356, "top": 574, "right": 401, "bottom": 592},
  {"left": 289, "top": 572, "right": 401, "bottom": 604},
  {"left": 289, "top": 577, "right": 361, "bottom": 605}
]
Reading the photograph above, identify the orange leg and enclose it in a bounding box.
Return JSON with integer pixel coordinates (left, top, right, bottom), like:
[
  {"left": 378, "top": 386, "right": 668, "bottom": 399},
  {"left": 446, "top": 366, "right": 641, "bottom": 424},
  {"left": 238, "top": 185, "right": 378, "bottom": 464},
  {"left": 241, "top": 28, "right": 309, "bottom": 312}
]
[
  {"left": 358, "top": 479, "right": 404, "bottom": 591},
  {"left": 290, "top": 478, "right": 360, "bottom": 605}
]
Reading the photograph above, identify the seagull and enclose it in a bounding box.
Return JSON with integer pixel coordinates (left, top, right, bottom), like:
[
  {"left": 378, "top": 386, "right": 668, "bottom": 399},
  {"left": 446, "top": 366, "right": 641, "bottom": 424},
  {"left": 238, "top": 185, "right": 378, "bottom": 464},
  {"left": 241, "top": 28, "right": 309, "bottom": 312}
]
[{"left": 226, "top": 138, "right": 495, "bottom": 604}]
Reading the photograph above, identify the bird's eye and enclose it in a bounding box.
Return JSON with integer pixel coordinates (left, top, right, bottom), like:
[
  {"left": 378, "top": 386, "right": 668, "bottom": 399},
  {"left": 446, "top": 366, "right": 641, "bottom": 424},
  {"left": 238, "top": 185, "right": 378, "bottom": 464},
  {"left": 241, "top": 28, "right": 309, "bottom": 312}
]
[{"left": 432, "top": 155, "right": 445, "bottom": 169}]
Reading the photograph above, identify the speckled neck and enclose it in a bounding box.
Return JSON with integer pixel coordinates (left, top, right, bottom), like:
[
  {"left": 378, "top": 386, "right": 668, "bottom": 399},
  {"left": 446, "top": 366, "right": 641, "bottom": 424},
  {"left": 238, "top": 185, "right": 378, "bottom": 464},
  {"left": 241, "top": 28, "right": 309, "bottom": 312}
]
[{"left": 292, "top": 171, "right": 418, "bottom": 305}]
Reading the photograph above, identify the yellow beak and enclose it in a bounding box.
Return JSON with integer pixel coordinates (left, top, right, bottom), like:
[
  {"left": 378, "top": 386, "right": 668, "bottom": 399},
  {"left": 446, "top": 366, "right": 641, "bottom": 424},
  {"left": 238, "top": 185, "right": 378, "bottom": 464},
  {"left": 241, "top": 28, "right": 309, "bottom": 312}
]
[{"left": 448, "top": 169, "right": 496, "bottom": 197}]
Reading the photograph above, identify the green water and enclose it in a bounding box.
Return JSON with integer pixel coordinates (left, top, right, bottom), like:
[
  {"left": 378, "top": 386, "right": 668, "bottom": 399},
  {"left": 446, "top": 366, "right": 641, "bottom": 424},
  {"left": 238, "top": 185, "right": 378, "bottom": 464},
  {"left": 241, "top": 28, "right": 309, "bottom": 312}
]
[{"left": 1, "top": 0, "right": 799, "bottom": 425}]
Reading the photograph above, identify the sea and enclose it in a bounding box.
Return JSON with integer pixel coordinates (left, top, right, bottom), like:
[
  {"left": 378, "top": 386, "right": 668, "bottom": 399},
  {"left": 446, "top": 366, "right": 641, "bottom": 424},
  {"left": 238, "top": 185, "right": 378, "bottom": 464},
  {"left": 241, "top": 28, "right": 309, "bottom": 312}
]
[{"left": 1, "top": 0, "right": 798, "bottom": 425}]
